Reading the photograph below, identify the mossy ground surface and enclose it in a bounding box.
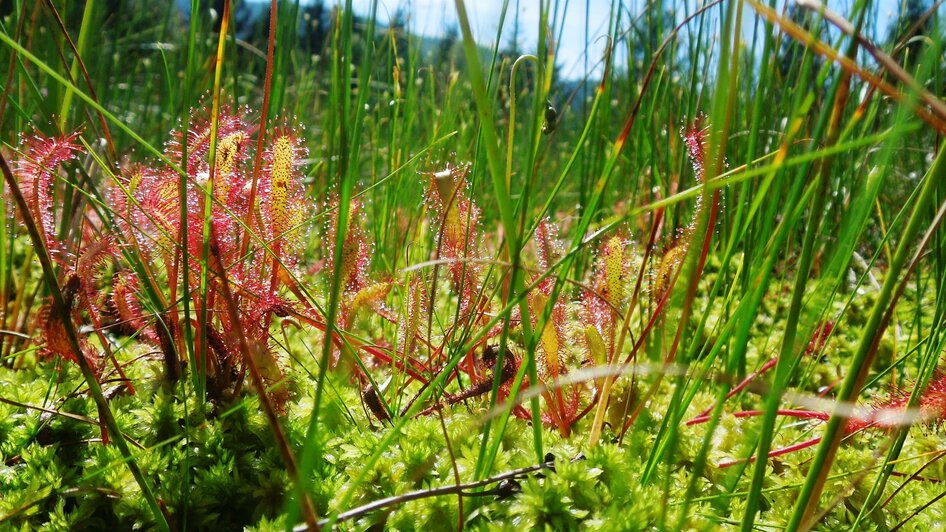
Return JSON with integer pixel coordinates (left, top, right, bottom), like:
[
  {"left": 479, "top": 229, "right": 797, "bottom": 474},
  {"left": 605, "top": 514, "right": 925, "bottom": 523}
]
[{"left": 2, "top": 266, "right": 944, "bottom": 531}]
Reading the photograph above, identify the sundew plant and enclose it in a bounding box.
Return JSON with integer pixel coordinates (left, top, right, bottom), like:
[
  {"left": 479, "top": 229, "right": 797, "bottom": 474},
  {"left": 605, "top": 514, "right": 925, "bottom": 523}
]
[{"left": 1, "top": 0, "right": 946, "bottom": 529}]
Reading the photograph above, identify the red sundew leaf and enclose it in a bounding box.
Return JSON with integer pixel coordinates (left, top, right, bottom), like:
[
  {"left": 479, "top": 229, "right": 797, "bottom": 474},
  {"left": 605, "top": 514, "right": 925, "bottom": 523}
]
[
  {"left": 110, "top": 270, "right": 159, "bottom": 344},
  {"left": 449, "top": 259, "right": 484, "bottom": 318},
  {"left": 69, "top": 236, "right": 119, "bottom": 325},
  {"left": 583, "top": 286, "right": 613, "bottom": 340},
  {"left": 529, "top": 290, "right": 567, "bottom": 380},
  {"left": 213, "top": 128, "right": 251, "bottom": 204},
  {"left": 708, "top": 372, "right": 946, "bottom": 467},
  {"left": 425, "top": 162, "right": 485, "bottom": 319},
  {"left": 907, "top": 373, "right": 946, "bottom": 427},
  {"left": 325, "top": 195, "right": 372, "bottom": 296},
  {"left": 12, "top": 131, "right": 83, "bottom": 256},
  {"left": 601, "top": 234, "right": 632, "bottom": 310},
  {"left": 110, "top": 163, "right": 155, "bottom": 241},
  {"left": 261, "top": 127, "right": 308, "bottom": 251},
  {"left": 583, "top": 234, "right": 633, "bottom": 336},
  {"left": 345, "top": 230, "right": 372, "bottom": 294},
  {"left": 36, "top": 300, "right": 99, "bottom": 375},
  {"left": 166, "top": 105, "right": 250, "bottom": 176},
  {"left": 682, "top": 114, "right": 709, "bottom": 183},
  {"left": 427, "top": 162, "right": 481, "bottom": 259},
  {"left": 535, "top": 218, "right": 564, "bottom": 272},
  {"left": 153, "top": 106, "right": 258, "bottom": 274},
  {"left": 805, "top": 321, "right": 834, "bottom": 356},
  {"left": 75, "top": 235, "right": 116, "bottom": 285},
  {"left": 652, "top": 243, "right": 687, "bottom": 303},
  {"left": 527, "top": 255, "right": 591, "bottom": 437},
  {"left": 398, "top": 274, "right": 428, "bottom": 360},
  {"left": 440, "top": 197, "right": 481, "bottom": 258},
  {"left": 343, "top": 281, "right": 393, "bottom": 329},
  {"left": 220, "top": 282, "right": 275, "bottom": 350},
  {"left": 541, "top": 385, "right": 585, "bottom": 434},
  {"left": 534, "top": 218, "right": 565, "bottom": 295},
  {"left": 132, "top": 167, "right": 184, "bottom": 258},
  {"left": 847, "top": 372, "right": 946, "bottom": 433},
  {"left": 209, "top": 132, "right": 254, "bottom": 271}
]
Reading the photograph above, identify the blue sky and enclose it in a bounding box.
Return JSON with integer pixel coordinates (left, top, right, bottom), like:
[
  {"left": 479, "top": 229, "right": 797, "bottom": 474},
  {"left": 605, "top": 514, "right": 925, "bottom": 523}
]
[
  {"left": 349, "top": 0, "right": 624, "bottom": 78},
  {"left": 344, "top": 0, "right": 917, "bottom": 78},
  {"left": 236, "top": 0, "right": 934, "bottom": 79}
]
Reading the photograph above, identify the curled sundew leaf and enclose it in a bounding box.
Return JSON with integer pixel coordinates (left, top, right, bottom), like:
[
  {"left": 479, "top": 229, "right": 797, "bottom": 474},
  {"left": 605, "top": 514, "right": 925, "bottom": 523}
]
[
  {"left": 68, "top": 235, "right": 119, "bottom": 327},
  {"left": 584, "top": 234, "right": 635, "bottom": 330},
  {"left": 529, "top": 219, "right": 589, "bottom": 435},
  {"left": 582, "top": 233, "right": 634, "bottom": 355},
  {"left": 210, "top": 128, "right": 252, "bottom": 265},
  {"left": 110, "top": 270, "right": 159, "bottom": 344},
  {"left": 160, "top": 105, "right": 255, "bottom": 270},
  {"left": 10, "top": 131, "right": 113, "bottom": 373},
  {"left": 429, "top": 162, "right": 468, "bottom": 231},
  {"left": 805, "top": 321, "right": 834, "bottom": 356},
  {"left": 267, "top": 136, "right": 294, "bottom": 232},
  {"left": 281, "top": 203, "right": 308, "bottom": 263},
  {"left": 36, "top": 296, "right": 99, "bottom": 375},
  {"left": 75, "top": 235, "right": 115, "bottom": 285},
  {"left": 644, "top": 115, "right": 711, "bottom": 306},
  {"left": 342, "top": 224, "right": 371, "bottom": 294},
  {"left": 531, "top": 219, "right": 572, "bottom": 378},
  {"left": 12, "top": 130, "right": 83, "bottom": 255}
]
